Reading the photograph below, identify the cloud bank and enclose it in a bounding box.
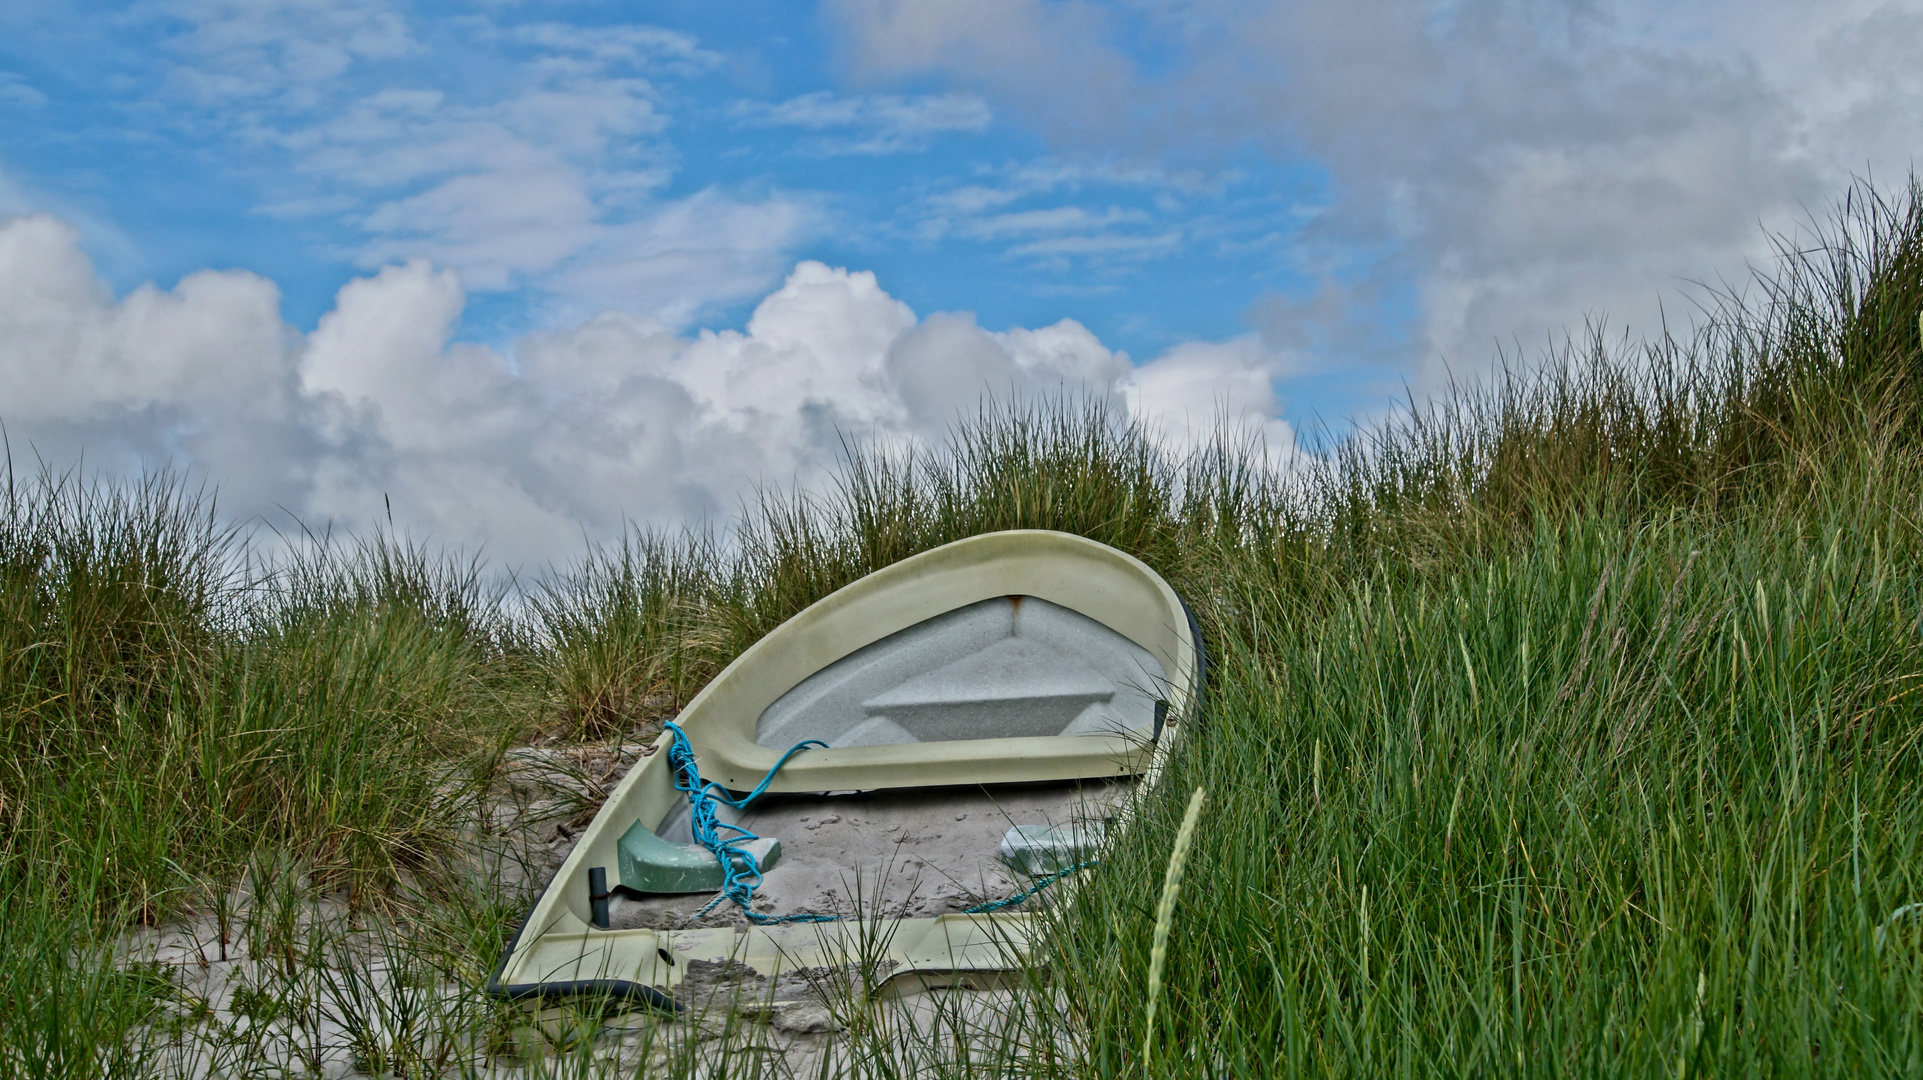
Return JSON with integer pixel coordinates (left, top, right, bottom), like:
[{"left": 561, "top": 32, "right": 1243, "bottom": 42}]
[
  {"left": 828, "top": 0, "right": 1923, "bottom": 390},
  {"left": 0, "top": 213, "right": 1289, "bottom": 565}
]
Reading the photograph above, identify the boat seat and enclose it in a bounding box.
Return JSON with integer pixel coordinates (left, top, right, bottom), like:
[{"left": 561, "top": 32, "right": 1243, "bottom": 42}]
[
  {"left": 757, "top": 595, "right": 1164, "bottom": 749},
  {"left": 999, "top": 822, "right": 1106, "bottom": 876},
  {"left": 616, "top": 822, "right": 780, "bottom": 894}
]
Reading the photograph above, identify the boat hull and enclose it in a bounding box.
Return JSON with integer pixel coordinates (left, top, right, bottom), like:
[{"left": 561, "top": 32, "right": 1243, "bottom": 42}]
[{"left": 489, "top": 530, "right": 1203, "bottom": 1007}]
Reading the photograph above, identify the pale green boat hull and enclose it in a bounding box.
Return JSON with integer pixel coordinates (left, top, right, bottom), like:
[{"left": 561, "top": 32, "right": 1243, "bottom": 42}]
[{"left": 488, "top": 530, "right": 1203, "bottom": 1010}]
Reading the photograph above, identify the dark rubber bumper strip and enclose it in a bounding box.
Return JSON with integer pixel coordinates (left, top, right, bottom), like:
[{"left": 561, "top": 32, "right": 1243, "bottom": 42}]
[{"left": 1181, "top": 595, "right": 1209, "bottom": 729}]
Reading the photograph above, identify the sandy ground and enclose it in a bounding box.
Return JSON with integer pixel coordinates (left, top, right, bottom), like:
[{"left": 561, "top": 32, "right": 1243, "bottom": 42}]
[{"left": 113, "top": 738, "right": 1095, "bottom": 1077}]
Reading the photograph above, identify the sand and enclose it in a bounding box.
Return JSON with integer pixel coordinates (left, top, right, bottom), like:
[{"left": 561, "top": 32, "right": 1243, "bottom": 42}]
[{"left": 605, "top": 778, "right": 1128, "bottom": 930}]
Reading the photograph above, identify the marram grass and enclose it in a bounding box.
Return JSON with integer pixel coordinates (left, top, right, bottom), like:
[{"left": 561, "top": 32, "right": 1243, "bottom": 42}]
[{"left": 5, "top": 176, "right": 1923, "bottom": 1076}]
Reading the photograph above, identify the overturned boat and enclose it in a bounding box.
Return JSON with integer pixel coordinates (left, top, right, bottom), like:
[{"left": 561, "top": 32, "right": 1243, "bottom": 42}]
[{"left": 489, "top": 530, "right": 1203, "bottom": 1010}]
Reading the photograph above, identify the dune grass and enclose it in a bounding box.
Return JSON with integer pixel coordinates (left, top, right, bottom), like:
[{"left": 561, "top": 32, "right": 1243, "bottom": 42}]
[
  {"left": 5, "top": 176, "right": 1923, "bottom": 1076},
  {"left": 0, "top": 472, "right": 534, "bottom": 1077}
]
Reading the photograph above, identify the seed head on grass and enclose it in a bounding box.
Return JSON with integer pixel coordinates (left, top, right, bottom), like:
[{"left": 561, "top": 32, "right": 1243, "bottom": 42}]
[{"left": 1143, "top": 785, "right": 1206, "bottom": 1075}]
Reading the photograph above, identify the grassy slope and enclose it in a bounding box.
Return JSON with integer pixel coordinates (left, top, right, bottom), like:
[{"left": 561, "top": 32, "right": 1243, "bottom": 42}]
[
  {"left": 4, "top": 179, "right": 1923, "bottom": 1076},
  {"left": 1054, "top": 184, "right": 1923, "bottom": 1077}
]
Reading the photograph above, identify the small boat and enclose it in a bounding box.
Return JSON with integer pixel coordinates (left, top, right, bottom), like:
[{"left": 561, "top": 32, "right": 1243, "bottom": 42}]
[{"left": 488, "top": 530, "right": 1204, "bottom": 1010}]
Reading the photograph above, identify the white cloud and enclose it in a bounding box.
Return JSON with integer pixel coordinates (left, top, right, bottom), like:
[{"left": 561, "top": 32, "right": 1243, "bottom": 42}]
[
  {"left": 161, "top": 0, "right": 416, "bottom": 106},
  {"left": 0, "top": 214, "right": 313, "bottom": 509},
  {"left": 925, "top": 184, "right": 1025, "bottom": 216},
  {"left": 963, "top": 205, "right": 1148, "bottom": 238},
  {"left": 824, "top": 0, "right": 1137, "bottom": 142},
  {"left": 731, "top": 91, "right": 992, "bottom": 154},
  {"left": 548, "top": 188, "right": 825, "bottom": 329},
  {"left": 885, "top": 311, "right": 1133, "bottom": 434},
  {"left": 0, "top": 215, "right": 288, "bottom": 422},
  {"left": 905, "top": 157, "right": 1247, "bottom": 269},
  {"left": 0, "top": 213, "right": 1285, "bottom": 564},
  {"left": 0, "top": 72, "right": 46, "bottom": 107},
  {"left": 153, "top": 4, "right": 808, "bottom": 326},
  {"left": 501, "top": 21, "right": 716, "bottom": 73},
  {"left": 1120, "top": 337, "right": 1298, "bottom": 467},
  {"left": 1008, "top": 229, "right": 1182, "bottom": 259},
  {"left": 274, "top": 64, "right": 675, "bottom": 292}
]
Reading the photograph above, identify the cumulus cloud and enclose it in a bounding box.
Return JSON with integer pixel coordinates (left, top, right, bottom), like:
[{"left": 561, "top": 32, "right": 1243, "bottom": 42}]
[
  {"left": 826, "top": 0, "right": 1923, "bottom": 392},
  {"left": 0, "top": 213, "right": 1290, "bottom": 564},
  {"left": 1120, "top": 338, "right": 1298, "bottom": 466},
  {"left": 886, "top": 311, "right": 1132, "bottom": 433},
  {"left": 0, "top": 214, "right": 313, "bottom": 508}
]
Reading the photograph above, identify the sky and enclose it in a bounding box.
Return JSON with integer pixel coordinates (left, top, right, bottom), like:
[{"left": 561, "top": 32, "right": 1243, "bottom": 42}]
[{"left": 2, "top": 1, "right": 1921, "bottom": 566}]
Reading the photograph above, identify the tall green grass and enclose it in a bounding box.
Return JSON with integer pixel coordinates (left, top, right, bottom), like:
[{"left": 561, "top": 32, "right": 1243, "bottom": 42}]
[
  {"left": 4, "top": 176, "right": 1923, "bottom": 1076},
  {"left": 1043, "top": 181, "right": 1923, "bottom": 1078},
  {"left": 1062, "top": 497, "right": 1923, "bottom": 1076},
  {"left": 0, "top": 475, "right": 520, "bottom": 913},
  {"left": 0, "top": 472, "right": 531, "bottom": 1077}
]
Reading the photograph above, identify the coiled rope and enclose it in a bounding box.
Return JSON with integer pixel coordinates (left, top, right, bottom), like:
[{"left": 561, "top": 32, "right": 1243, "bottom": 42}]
[{"left": 662, "top": 721, "right": 835, "bottom": 924}]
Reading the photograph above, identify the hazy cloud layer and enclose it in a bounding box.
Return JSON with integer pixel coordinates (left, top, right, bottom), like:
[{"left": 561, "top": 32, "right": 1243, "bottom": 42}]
[
  {"left": 158, "top": 1, "right": 814, "bottom": 327},
  {"left": 828, "top": 0, "right": 1923, "bottom": 390},
  {"left": 0, "top": 213, "right": 1289, "bottom": 564},
  {"left": 730, "top": 91, "right": 993, "bottom": 155}
]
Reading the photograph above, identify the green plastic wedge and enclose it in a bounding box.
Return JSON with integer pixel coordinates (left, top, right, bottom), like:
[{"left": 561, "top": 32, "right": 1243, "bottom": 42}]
[{"left": 615, "top": 820, "right": 781, "bottom": 894}]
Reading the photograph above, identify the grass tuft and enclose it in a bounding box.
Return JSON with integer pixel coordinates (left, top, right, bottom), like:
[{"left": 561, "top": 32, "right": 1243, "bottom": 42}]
[{"left": 1142, "top": 786, "right": 1206, "bottom": 1075}]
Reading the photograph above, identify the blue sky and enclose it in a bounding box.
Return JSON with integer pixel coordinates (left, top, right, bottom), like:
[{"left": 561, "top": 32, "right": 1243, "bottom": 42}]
[
  {"left": 0, "top": 1, "right": 1917, "bottom": 561},
  {"left": 3, "top": 7, "right": 1320, "bottom": 355}
]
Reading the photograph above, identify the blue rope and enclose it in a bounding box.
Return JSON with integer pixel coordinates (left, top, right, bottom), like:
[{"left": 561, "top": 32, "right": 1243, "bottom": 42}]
[
  {"left": 661, "top": 722, "right": 837, "bottom": 925},
  {"left": 963, "top": 858, "right": 1100, "bottom": 914}
]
